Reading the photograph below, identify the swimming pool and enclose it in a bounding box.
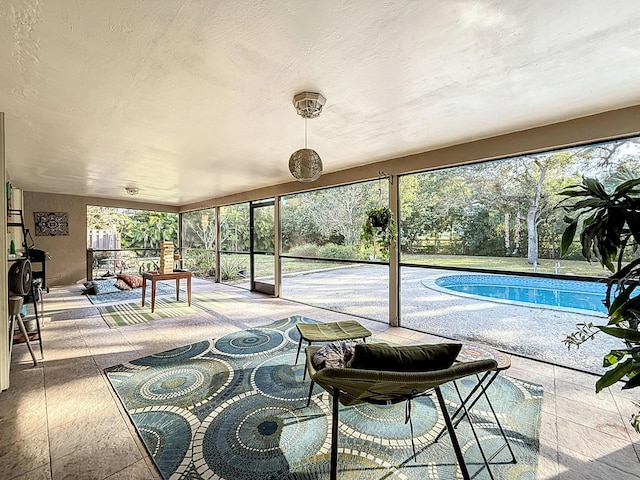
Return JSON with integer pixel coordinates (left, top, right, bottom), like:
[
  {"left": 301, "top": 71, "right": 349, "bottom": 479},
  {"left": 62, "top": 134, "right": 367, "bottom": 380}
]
[{"left": 432, "top": 274, "right": 608, "bottom": 315}]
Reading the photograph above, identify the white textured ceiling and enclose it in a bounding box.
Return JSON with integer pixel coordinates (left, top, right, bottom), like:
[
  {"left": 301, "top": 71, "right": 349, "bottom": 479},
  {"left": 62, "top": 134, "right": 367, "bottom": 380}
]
[{"left": 1, "top": 0, "right": 640, "bottom": 206}]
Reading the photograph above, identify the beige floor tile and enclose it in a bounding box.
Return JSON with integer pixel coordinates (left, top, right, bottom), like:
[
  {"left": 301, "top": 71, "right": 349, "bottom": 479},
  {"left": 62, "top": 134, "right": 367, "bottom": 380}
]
[
  {"left": 537, "top": 440, "right": 559, "bottom": 479},
  {"left": 554, "top": 377, "right": 619, "bottom": 413},
  {"left": 556, "top": 395, "right": 630, "bottom": 440},
  {"left": 557, "top": 417, "right": 640, "bottom": 477},
  {"left": 13, "top": 463, "right": 52, "bottom": 480},
  {"left": 104, "top": 459, "right": 160, "bottom": 480},
  {"left": 0, "top": 431, "right": 49, "bottom": 479},
  {"left": 46, "top": 384, "right": 121, "bottom": 430},
  {"left": 557, "top": 445, "right": 640, "bottom": 479},
  {"left": 51, "top": 431, "right": 143, "bottom": 480},
  {"left": 49, "top": 407, "right": 130, "bottom": 460}
]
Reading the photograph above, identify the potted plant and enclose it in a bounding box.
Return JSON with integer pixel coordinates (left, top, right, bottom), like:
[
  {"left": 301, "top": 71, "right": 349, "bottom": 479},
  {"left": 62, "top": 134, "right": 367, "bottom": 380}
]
[
  {"left": 361, "top": 206, "right": 397, "bottom": 259},
  {"left": 559, "top": 172, "right": 640, "bottom": 433}
]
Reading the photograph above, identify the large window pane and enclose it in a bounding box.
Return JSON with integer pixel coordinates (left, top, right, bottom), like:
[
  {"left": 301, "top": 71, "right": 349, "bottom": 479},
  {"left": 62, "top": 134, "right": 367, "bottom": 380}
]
[
  {"left": 220, "top": 253, "right": 250, "bottom": 289},
  {"left": 181, "top": 209, "right": 216, "bottom": 279},
  {"left": 399, "top": 137, "right": 640, "bottom": 276},
  {"left": 281, "top": 260, "right": 389, "bottom": 322},
  {"left": 87, "top": 206, "right": 178, "bottom": 277},
  {"left": 281, "top": 181, "right": 388, "bottom": 262},
  {"left": 220, "top": 203, "right": 249, "bottom": 253}
]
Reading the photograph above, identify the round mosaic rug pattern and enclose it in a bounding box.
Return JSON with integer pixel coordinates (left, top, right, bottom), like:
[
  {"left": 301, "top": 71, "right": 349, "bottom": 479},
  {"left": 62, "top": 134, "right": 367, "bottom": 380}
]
[{"left": 104, "top": 318, "right": 544, "bottom": 479}]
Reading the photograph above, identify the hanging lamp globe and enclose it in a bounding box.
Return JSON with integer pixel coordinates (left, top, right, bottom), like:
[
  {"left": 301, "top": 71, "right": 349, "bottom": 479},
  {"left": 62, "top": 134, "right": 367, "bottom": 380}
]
[
  {"left": 289, "top": 148, "right": 323, "bottom": 182},
  {"left": 289, "top": 91, "right": 326, "bottom": 182}
]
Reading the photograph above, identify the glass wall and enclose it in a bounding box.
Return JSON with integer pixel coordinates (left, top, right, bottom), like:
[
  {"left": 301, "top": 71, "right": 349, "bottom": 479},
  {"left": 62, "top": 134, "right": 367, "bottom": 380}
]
[
  {"left": 86, "top": 206, "right": 178, "bottom": 278},
  {"left": 219, "top": 203, "right": 250, "bottom": 288},
  {"left": 181, "top": 209, "right": 216, "bottom": 279},
  {"left": 398, "top": 136, "right": 640, "bottom": 373},
  {"left": 399, "top": 137, "right": 640, "bottom": 276},
  {"left": 280, "top": 180, "right": 390, "bottom": 319}
]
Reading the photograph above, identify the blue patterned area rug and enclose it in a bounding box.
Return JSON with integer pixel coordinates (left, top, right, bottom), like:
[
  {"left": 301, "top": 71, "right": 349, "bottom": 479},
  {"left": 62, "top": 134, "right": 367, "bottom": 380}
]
[
  {"left": 85, "top": 281, "right": 176, "bottom": 305},
  {"left": 104, "top": 317, "right": 543, "bottom": 479}
]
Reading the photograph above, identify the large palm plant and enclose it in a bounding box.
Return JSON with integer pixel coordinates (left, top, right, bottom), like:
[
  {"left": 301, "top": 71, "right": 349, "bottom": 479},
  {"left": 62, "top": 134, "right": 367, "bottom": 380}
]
[{"left": 559, "top": 172, "right": 640, "bottom": 432}]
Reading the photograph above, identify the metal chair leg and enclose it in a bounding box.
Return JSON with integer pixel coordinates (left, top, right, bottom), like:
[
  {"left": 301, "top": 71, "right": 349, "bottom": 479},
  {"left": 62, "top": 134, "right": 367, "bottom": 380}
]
[
  {"left": 306, "top": 380, "right": 315, "bottom": 407},
  {"left": 31, "top": 293, "right": 44, "bottom": 359},
  {"left": 15, "top": 314, "right": 37, "bottom": 367},
  {"left": 435, "top": 386, "right": 470, "bottom": 480},
  {"left": 295, "top": 337, "right": 304, "bottom": 363},
  {"left": 330, "top": 387, "right": 340, "bottom": 480}
]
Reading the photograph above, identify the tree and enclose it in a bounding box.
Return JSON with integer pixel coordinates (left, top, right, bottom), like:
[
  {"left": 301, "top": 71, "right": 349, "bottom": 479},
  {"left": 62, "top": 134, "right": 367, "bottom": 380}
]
[
  {"left": 120, "top": 211, "right": 178, "bottom": 250},
  {"left": 182, "top": 210, "right": 216, "bottom": 250}
]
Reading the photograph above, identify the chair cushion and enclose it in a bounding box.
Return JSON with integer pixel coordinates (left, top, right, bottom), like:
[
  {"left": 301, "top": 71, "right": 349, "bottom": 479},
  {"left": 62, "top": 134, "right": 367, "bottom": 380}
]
[
  {"left": 312, "top": 340, "right": 357, "bottom": 370},
  {"left": 117, "top": 274, "right": 144, "bottom": 289},
  {"left": 347, "top": 343, "right": 462, "bottom": 372}
]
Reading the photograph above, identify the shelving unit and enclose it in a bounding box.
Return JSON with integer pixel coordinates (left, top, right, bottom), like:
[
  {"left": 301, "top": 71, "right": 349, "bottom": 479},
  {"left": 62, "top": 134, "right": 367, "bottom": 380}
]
[{"left": 7, "top": 208, "right": 44, "bottom": 361}]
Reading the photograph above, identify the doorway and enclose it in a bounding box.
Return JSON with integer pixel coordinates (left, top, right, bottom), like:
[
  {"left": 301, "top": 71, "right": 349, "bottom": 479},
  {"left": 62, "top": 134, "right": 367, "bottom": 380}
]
[{"left": 250, "top": 199, "right": 275, "bottom": 295}]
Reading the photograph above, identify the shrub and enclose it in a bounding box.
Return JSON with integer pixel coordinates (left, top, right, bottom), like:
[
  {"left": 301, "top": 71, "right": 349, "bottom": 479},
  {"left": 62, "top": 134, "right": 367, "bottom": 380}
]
[
  {"left": 288, "top": 243, "right": 319, "bottom": 258},
  {"left": 220, "top": 255, "right": 247, "bottom": 281},
  {"left": 317, "top": 243, "right": 359, "bottom": 260}
]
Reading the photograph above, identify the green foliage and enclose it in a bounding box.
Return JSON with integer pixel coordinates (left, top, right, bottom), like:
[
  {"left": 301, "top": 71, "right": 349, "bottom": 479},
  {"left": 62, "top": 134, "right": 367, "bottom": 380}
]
[
  {"left": 459, "top": 207, "right": 506, "bottom": 256},
  {"left": 559, "top": 174, "right": 640, "bottom": 432},
  {"left": 183, "top": 249, "right": 216, "bottom": 278},
  {"left": 121, "top": 210, "right": 178, "bottom": 250},
  {"left": 220, "top": 255, "right": 247, "bottom": 281},
  {"left": 287, "top": 243, "right": 319, "bottom": 258},
  {"left": 361, "top": 206, "right": 397, "bottom": 258},
  {"left": 317, "top": 243, "right": 361, "bottom": 260},
  {"left": 219, "top": 204, "right": 250, "bottom": 252},
  {"left": 182, "top": 209, "right": 215, "bottom": 250}
]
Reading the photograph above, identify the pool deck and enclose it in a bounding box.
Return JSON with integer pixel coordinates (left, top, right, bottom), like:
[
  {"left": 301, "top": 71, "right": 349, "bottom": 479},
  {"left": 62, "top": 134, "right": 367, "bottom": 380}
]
[{"left": 279, "top": 265, "right": 620, "bottom": 374}]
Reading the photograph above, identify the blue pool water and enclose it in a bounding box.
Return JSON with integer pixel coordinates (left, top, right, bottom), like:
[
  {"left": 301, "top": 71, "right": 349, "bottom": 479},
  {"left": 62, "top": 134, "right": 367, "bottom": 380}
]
[{"left": 434, "top": 274, "right": 608, "bottom": 314}]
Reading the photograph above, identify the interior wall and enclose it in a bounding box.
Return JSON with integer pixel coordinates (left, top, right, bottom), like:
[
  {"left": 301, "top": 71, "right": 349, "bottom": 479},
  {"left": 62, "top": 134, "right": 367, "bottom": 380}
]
[{"left": 22, "top": 192, "right": 178, "bottom": 287}]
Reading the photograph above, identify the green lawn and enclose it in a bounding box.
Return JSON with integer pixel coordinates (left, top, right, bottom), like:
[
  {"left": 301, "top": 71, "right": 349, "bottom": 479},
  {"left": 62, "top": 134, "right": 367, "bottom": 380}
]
[
  {"left": 201, "top": 252, "right": 613, "bottom": 281},
  {"left": 401, "top": 254, "right": 611, "bottom": 278}
]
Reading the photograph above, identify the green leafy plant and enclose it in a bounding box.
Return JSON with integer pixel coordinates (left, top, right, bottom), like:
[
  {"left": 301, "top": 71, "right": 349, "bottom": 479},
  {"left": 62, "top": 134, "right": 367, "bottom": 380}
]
[
  {"left": 361, "top": 206, "right": 397, "bottom": 258},
  {"left": 220, "top": 255, "right": 247, "bottom": 281},
  {"left": 559, "top": 173, "right": 640, "bottom": 432}
]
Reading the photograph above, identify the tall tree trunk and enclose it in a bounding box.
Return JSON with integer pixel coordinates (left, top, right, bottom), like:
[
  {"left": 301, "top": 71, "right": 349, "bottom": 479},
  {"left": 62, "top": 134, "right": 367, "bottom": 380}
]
[
  {"left": 527, "top": 160, "right": 546, "bottom": 264},
  {"left": 527, "top": 205, "right": 538, "bottom": 264},
  {"left": 504, "top": 212, "right": 510, "bottom": 253}
]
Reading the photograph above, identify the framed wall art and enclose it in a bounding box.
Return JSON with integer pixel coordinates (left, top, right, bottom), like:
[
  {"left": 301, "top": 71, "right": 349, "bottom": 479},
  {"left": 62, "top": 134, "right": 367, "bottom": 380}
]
[{"left": 34, "top": 211, "right": 69, "bottom": 236}]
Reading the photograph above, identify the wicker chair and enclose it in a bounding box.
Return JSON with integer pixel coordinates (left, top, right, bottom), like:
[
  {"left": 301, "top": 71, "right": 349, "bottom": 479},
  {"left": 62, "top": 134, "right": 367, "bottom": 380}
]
[{"left": 305, "top": 345, "right": 499, "bottom": 480}]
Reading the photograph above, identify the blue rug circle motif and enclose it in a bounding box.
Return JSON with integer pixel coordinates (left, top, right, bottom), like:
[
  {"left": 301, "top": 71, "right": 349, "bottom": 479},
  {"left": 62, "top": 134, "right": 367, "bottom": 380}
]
[
  {"left": 132, "top": 409, "right": 193, "bottom": 476},
  {"left": 251, "top": 352, "right": 308, "bottom": 401},
  {"left": 195, "top": 392, "right": 329, "bottom": 479},
  {"left": 132, "top": 340, "right": 212, "bottom": 366},
  {"left": 127, "top": 359, "right": 232, "bottom": 409},
  {"left": 215, "top": 328, "right": 285, "bottom": 356},
  {"left": 339, "top": 396, "right": 440, "bottom": 446}
]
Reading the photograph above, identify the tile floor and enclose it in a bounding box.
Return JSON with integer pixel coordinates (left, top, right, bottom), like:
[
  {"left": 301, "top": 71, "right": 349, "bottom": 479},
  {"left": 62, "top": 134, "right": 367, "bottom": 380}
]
[{"left": 1, "top": 279, "right": 639, "bottom": 479}]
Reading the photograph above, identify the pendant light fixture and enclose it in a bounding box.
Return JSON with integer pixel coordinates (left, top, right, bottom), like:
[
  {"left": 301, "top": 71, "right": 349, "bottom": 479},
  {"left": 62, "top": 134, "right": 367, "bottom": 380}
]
[{"left": 289, "top": 92, "right": 326, "bottom": 182}]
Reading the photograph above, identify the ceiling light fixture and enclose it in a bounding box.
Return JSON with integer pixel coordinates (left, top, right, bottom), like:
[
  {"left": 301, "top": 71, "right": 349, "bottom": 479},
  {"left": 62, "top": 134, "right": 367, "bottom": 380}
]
[
  {"left": 289, "top": 91, "right": 326, "bottom": 182},
  {"left": 125, "top": 185, "right": 139, "bottom": 196}
]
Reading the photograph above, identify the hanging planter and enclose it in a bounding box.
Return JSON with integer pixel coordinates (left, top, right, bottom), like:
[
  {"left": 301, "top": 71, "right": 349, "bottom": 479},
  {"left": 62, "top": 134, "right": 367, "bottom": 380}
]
[{"left": 361, "top": 206, "right": 397, "bottom": 258}]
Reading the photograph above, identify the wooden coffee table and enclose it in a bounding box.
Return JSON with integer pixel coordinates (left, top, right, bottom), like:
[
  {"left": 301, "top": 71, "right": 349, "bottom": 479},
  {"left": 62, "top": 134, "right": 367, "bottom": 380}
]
[{"left": 142, "top": 270, "right": 192, "bottom": 313}]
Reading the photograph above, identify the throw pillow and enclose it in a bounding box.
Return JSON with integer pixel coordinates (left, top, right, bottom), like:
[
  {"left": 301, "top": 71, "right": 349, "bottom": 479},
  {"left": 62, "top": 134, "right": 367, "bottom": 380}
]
[
  {"left": 346, "top": 343, "right": 462, "bottom": 372},
  {"left": 117, "top": 274, "right": 144, "bottom": 289},
  {"left": 90, "top": 280, "right": 121, "bottom": 295},
  {"left": 312, "top": 340, "right": 358, "bottom": 370},
  {"left": 114, "top": 278, "right": 132, "bottom": 291}
]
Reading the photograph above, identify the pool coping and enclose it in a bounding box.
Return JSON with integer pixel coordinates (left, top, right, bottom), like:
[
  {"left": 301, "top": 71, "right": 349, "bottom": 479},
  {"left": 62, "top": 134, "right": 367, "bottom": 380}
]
[{"left": 421, "top": 273, "right": 607, "bottom": 318}]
